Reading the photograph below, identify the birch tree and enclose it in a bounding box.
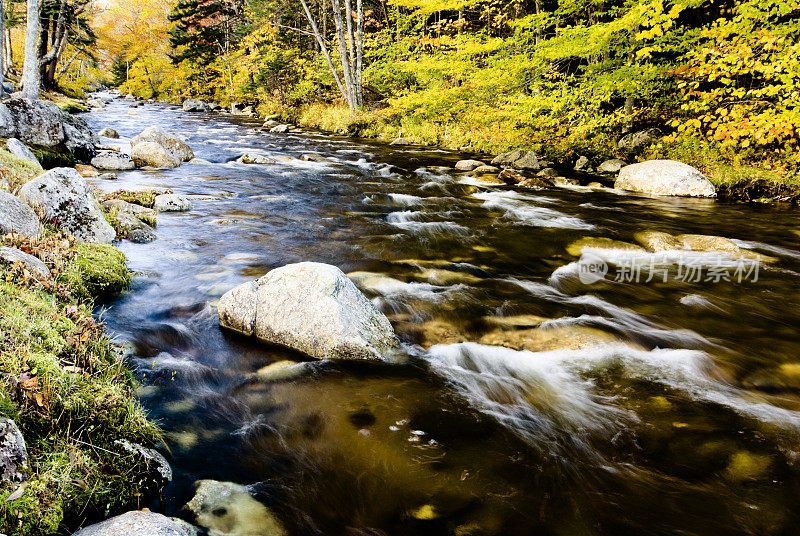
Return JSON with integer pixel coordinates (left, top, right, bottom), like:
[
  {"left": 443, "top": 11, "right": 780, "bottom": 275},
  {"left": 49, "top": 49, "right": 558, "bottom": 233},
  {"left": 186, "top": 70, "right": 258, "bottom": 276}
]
[
  {"left": 22, "top": 0, "right": 40, "bottom": 98},
  {"left": 298, "top": 0, "right": 363, "bottom": 110}
]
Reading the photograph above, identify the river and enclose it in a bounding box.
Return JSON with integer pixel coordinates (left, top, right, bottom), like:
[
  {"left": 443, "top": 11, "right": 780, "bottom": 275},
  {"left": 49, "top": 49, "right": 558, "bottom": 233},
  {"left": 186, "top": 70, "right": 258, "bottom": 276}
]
[{"left": 84, "top": 96, "right": 800, "bottom": 536}]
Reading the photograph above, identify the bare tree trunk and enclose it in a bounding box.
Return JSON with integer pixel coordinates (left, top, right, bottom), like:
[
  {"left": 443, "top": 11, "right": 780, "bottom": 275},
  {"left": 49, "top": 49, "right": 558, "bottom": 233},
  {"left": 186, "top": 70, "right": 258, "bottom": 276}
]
[
  {"left": 22, "top": 0, "right": 40, "bottom": 99},
  {"left": 330, "top": 0, "right": 354, "bottom": 108},
  {"left": 355, "top": 0, "right": 363, "bottom": 107},
  {"left": 299, "top": 0, "right": 347, "bottom": 101}
]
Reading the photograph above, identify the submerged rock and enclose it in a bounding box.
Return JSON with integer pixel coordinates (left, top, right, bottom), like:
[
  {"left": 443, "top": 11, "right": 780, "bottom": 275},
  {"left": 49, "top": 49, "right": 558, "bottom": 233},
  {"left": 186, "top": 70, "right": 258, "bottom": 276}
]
[
  {"left": 186, "top": 480, "right": 287, "bottom": 536},
  {"left": 116, "top": 212, "right": 156, "bottom": 243},
  {"left": 0, "top": 189, "right": 40, "bottom": 237},
  {"left": 92, "top": 150, "right": 136, "bottom": 171},
  {"left": 0, "top": 417, "right": 28, "bottom": 483},
  {"left": 75, "top": 164, "right": 100, "bottom": 178},
  {"left": 218, "top": 262, "right": 400, "bottom": 361},
  {"left": 615, "top": 160, "right": 716, "bottom": 197},
  {"left": 470, "top": 165, "right": 500, "bottom": 176},
  {"left": 6, "top": 138, "right": 40, "bottom": 166},
  {"left": 237, "top": 153, "right": 277, "bottom": 165},
  {"left": 478, "top": 325, "right": 620, "bottom": 352},
  {"left": 71, "top": 511, "right": 192, "bottom": 536},
  {"left": 19, "top": 168, "right": 115, "bottom": 243},
  {"left": 634, "top": 231, "right": 684, "bottom": 252},
  {"left": 0, "top": 246, "right": 50, "bottom": 279}
]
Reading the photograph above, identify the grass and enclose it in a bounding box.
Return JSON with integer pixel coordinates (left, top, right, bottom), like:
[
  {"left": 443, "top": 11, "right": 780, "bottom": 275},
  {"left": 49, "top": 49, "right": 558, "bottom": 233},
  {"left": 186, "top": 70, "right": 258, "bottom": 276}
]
[
  {"left": 0, "top": 146, "right": 44, "bottom": 192},
  {"left": 0, "top": 232, "right": 162, "bottom": 535},
  {"left": 100, "top": 190, "right": 162, "bottom": 209}
]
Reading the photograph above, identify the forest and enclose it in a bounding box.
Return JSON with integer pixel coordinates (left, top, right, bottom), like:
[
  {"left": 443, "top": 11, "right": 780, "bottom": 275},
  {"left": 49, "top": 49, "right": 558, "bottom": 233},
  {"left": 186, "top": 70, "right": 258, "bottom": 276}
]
[{"left": 83, "top": 0, "right": 799, "bottom": 180}]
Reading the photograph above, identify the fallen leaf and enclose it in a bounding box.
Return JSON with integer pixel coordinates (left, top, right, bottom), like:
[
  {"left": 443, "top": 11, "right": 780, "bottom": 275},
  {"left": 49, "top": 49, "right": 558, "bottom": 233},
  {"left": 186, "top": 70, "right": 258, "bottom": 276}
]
[{"left": 5, "top": 483, "right": 27, "bottom": 502}]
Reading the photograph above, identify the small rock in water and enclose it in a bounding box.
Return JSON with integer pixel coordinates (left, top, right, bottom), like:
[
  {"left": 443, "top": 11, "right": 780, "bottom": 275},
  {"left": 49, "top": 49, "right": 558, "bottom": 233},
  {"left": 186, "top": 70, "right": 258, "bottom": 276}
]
[
  {"left": 92, "top": 150, "right": 136, "bottom": 171},
  {"left": 299, "top": 153, "right": 329, "bottom": 162},
  {"left": 237, "top": 153, "right": 277, "bottom": 164},
  {"left": 390, "top": 137, "right": 410, "bottom": 146},
  {"left": 75, "top": 164, "right": 100, "bottom": 177},
  {"left": 252, "top": 360, "right": 310, "bottom": 382},
  {"left": 269, "top": 124, "right": 290, "bottom": 134},
  {"left": 552, "top": 177, "right": 581, "bottom": 187},
  {"left": 634, "top": 231, "right": 684, "bottom": 252},
  {"left": 98, "top": 127, "right": 119, "bottom": 138},
  {"left": 536, "top": 167, "right": 559, "bottom": 178},
  {"left": 454, "top": 159, "right": 484, "bottom": 172},
  {"left": 470, "top": 165, "right": 500, "bottom": 176},
  {"left": 154, "top": 194, "right": 193, "bottom": 212},
  {"left": 186, "top": 480, "right": 287, "bottom": 536},
  {"left": 615, "top": 160, "right": 716, "bottom": 198}
]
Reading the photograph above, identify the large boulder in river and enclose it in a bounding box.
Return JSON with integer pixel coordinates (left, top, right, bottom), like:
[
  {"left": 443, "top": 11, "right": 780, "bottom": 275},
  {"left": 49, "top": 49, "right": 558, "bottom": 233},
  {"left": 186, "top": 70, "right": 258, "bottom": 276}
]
[
  {"left": 99, "top": 127, "right": 119, "bottom": 138},
  {"left": 185, "top": 480, "right": 287, "bottom": 536},
  {"left": 71, "top": 511, "right": 192, "bottom": 536},
  {"left": 0, "top": 189, "right": 40, "bottom": 237},
  {"left": 154, "top": 194, "right": 192, "bottom": 212},
  {"left": 131, "top": 141, "right": 180, "bottom": 168},
  {"left": 615, "top": 160, "right": 716, "bottom": 197},
  {"left": 131, "top": 126, "right": 194, "bottom": 165},
  {"left": 62, "top": 113, "right": 100, "bottom": 163},
  {"left": 19, "top": 168, "right": 116, "bottom": 243},
  {"left": 92, "top": 150, "right": 136, "bottom": 171},
  {"left": 454, "top": 159, "right": 484, "bottom": 172},
  {"left": 491, "top": 149, "right": 540, "bottom": 170},
  {"left": 182, "top": 99, "right": 210, "bottom": 112},
  {"left": 218, "top": 262, "right": 400, "bottom": 361}
]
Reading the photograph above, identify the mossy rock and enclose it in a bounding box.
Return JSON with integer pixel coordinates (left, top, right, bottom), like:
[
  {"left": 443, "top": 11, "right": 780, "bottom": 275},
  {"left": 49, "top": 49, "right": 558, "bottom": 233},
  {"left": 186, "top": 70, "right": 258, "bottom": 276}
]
[
  {"left": 0, "top": 146, "right": 43, "bottom": 191},
  {"left": 566, "top": 237, "right": 644, "bottom": 256},
  {"left": 61, "top": 243, "right": 131, "bottom": 303},
  {"left": 31, "top": 145, "right": 76, "bottom": 169}
]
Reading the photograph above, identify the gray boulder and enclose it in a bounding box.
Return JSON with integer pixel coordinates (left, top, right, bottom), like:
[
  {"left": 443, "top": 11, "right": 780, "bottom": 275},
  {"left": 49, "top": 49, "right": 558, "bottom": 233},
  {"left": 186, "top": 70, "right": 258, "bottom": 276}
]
[
  {"left": 231, "top": 103, "right": 254, "bottom": 116},
  {"left": 71, "top": 511, "right": 192, "bottom": 536},
  {"left": 115, "top": 212, "right": 156, "bottom": 243},
  {"left": 102, "top": 198, "right": 156, "bottom": 216},
  {"left": 183, "top": 99, "right": 210, "bottom": 112},
  {"left": 598, "top": 159, "right": 626, "bottom": 173},
  {"left": 0, "top": 190, "right": 40, "bottom": 237},
  {"left": 99, "top": 127, "right": 119, "bottom": 138},
  {"left": 62, "top": 113, "right": 100, "bottom": 163},
  {"left": 154, "top": 194, "right": 192, "bottom": 212},
  {"left": 131, "top": 142, "right": 180, "bottom": 168},
  {"left": 299, "top": 153, "right": 329, "bottom": 163},
  {"left": 19, "top": 167, "right": 116, "bottom": 243},
  {"left": 574, "top": 155, "right": 590, "bottom": 171},
  {"left": 536, "top": 167, "right": 559, "bottom": 178},
  {"left": 0, "top": 417, "right": 28, "bottom": 483},
  {"left": 0, "top": 246, "right": 50, "bottom": 279},
  {"left": 454, "top": 159, "right": 484, "bottom": 172},
  {"left": 92, "top": 150, "right": 136, "bottom": 171},
  {"left": 389, "top": 137, "right": 410, "bottom": 146},
  {"left": 4, "top": 97, "right": 65, "bottom": 147},
  {"left": 0, "top": 103, "right": 15, "bottom": 137},
  {"left": 618, "top": 128, "right": 663, "bottom": 151},
  {"left": 615, "top": 160, "right": 716, "bottom": 198},
  {"left": 185, "top": 480, "right": 287, "bottom": 536},
  {"left": 218, "top": 262, "right": 400, "bottom": 361},
  {"left": 491, "top": 149, "right": 539, "bottom": 170},
  {"left": 131, "top": 126, "right": 194, "bottom": 163},
  {"left": 6, "top": 138, "right": 40, "bottom": 166},
  {"left": 269, "top": 124, "right": 290, "bottom": 134}
]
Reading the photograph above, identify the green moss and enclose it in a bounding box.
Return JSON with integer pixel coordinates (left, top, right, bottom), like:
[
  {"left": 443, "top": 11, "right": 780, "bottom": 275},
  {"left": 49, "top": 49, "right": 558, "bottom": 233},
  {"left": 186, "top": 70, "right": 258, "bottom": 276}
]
[
  {"left": 136, "top": 213, "right": 157, "bottom": 228},
  {"left": 31, "top": 145, "right": 76, "bottom": 169},
  {"left": 106, "top": 189, "right": 160, "bottom": 209},
  {"left": 60, "top": 243, "right": 132, "bottom": 303},
  {"left": 0, "top": 279, "right": 161, "bottom": 535},
  {"left": 0, "top": 146, "right": 43, "bottom": 192}
]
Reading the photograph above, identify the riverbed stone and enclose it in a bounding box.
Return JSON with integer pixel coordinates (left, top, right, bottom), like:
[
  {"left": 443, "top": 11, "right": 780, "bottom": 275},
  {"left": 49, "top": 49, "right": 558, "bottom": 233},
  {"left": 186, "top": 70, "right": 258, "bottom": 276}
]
[
  {"left": 18, "top": 167, "right": 116, "bottom": 243},
  {"left": 454, "top": 159, "right": 484, "bottom": 172},
  {"left": 75, "top": 164, "right": 100, "bottom": 177},
  {"left": 615, "top": 160, "right": 716, "bottom": 197},
  {"left": 237, "top": 153, "right": 277, "bottom": 164},
  {"left": 132, "top": 141, "right": 180, "bottom": 168},
  {"left": 62, "top": 113, "right": 100, "bottom": 163},
  {"left": 470, "top": 165, "right": 500, "bottom": 176},
  {"left": 0, "top": 103, "right": 15, "bottom": 137},
  {"left": 566, "top": 237, "right": 643, "bottom": 256},
  {"left": 154, "top": 194, "right": 192, "bottom": 212},
  {"left": 0, "top": 417, "right": 28, "bottom": 483},
  {"left": 478, "top": 325, "right": 619, "bottom": 352},
  {"left": 116, "top": 212, "right": 156, "bottom": 243},
  {"left": 6, "top": 138, "right": 40, "bottom": 166},
  {"left": 99, "top": 127, "right": 119, "bottom": 138},
  {"left": 552, "top": 177, "right": 580, "bottom": 187},
  {"left": 102, "top": 198, "right": 156, "bottom": 216},
  {"left": 0, "top": 190, "right": 40, "bottom": 237},
  {"left": 389, "top": 137, "right": 410, "bottom": 146},
  {"left": 71, "top": 511, "right": 192, "bottom": 536},
  {"left": 114, "top": 439, "right": 172, "bottom": 487},
  {"left": 491, "top": 149, "right": 539, "bottom": 170},
  {"left": 92, "top": 150, "right": 136, "bottom": 171},
  {"left": 598, "top": 158, "right": 626, "bottom": 173},
  {"left": 574, "top": 155, "right": 590, "bottom": 171},
  {"left": 185, "top": 480, "right": 287, "bottom": 536},
  {"left": 269, "top": 124, "right": 290, "bottom": 134},
  {"left": 499, "top": 168, "right": 525, "bottom": 185},
  {"left": 299, "top": 153, "right": 329, "bottom": 163},
  {"left": 536, "top": 167, "right": 559, "bottom": 178},
  {"left": 131, "top": 126, "right": 194, "bottom": 163},
  {"left": 218, "top": 262, "right": 401, "bottom": 361},
  {"left": 0, "top": 246, "right": 50, "bottom": 278}
]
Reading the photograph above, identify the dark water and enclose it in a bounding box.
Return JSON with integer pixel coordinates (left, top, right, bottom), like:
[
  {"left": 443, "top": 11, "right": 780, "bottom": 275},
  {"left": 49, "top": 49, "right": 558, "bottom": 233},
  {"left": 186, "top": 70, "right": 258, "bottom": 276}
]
[{"left": 85, "top": 96, "right": 800, "bottom": 536}]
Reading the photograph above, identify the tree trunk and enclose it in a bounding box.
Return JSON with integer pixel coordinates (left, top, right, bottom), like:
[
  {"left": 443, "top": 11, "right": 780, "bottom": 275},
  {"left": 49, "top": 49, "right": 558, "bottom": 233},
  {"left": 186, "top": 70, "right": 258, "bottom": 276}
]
[
  {"left": 298, "top": 0, "right": 347, "bottom": 101},
  {"left": 22, "top": 0, "right": 40, "bottom": 99},
  {"left": 39, "top": 0, "right": 67, "bottom": 91},
  {"left": 0, "top": 0, "right": 5, "bottom": 97},
  {"left": 330, "top": 0, "right": 355, "bottom": 109},
  {"left": 355, "top": 0, "right": 363, "bottom": 107}
]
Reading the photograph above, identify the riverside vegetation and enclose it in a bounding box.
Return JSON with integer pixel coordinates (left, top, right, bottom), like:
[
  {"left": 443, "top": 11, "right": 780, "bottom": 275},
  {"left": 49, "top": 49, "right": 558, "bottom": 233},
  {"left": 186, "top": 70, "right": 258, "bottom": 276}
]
[{"left": 95, "top": 0, "right": 800, "bottom": 197}]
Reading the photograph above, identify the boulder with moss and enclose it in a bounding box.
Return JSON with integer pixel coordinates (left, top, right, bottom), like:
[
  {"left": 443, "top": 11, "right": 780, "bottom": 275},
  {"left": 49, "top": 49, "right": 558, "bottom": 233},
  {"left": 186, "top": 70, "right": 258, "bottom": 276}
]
[
  {"left": 0, "top": 246, "right": 50, "bottom": 279},
  {"left": 0, "top": 417, "right": 28, "bottom": 483},
  {"left": 61, "top": 243, "right": 131, "bottom": 302},
  {"left": 91, "top": 150, "right": 136, "bottom": 171},
  {"left": 131, "top": 126, "right": 193, "bottom": 166},
  {"left": 19, "top": 168, "right": 116, "bottom": 243}
]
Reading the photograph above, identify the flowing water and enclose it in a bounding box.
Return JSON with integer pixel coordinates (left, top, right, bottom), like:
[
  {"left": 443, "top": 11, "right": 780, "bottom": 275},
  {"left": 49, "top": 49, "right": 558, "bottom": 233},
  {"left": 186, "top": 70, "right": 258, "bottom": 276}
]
[{"left": 85, "top": 96, "right": 800, "bottom": 536}]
